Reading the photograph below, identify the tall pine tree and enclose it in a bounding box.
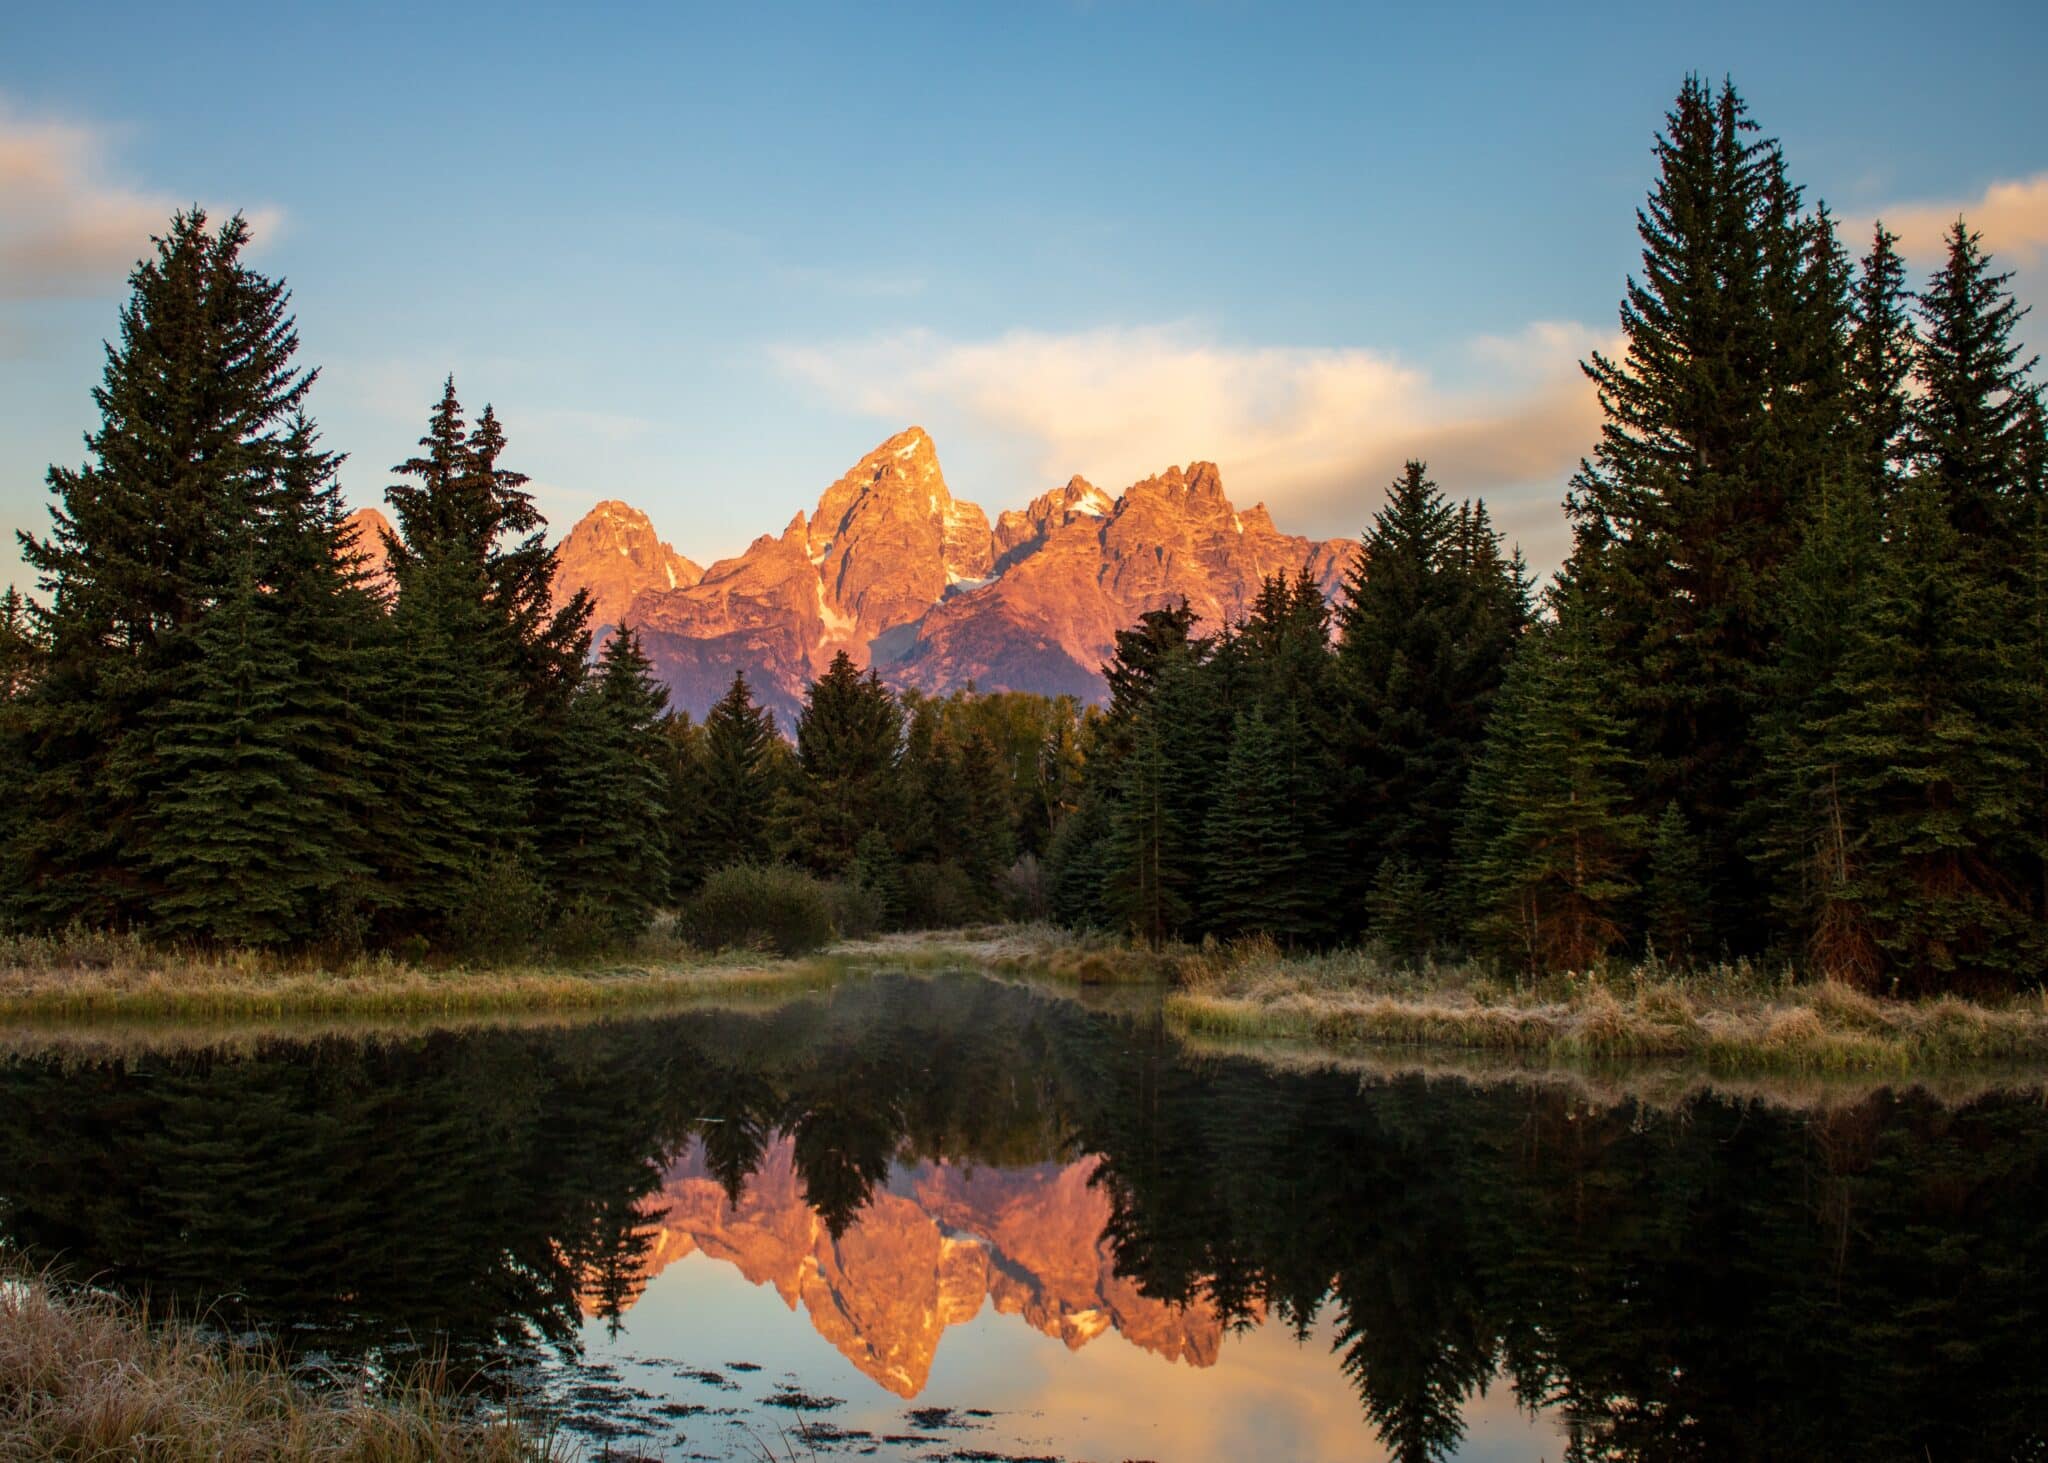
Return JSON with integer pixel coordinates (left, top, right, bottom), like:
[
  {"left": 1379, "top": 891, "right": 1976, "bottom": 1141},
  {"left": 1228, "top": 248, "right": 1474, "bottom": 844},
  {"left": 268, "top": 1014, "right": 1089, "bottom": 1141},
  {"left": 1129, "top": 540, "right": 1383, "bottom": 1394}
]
[{"left": 9, "top": 211, "right": 314, "bottom": 928}]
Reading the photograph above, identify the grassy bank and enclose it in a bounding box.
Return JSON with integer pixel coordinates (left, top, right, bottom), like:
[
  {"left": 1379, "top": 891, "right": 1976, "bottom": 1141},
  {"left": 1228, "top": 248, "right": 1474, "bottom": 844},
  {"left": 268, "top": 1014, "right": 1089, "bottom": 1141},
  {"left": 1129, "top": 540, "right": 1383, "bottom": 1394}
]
[
  {"left": 0, "top": 926, "right": 839, "bottom": 1023},
  {"left": 885, "top": 925, "right": 2048, "bottom": 1074},
  {"left": 0, "top": 1262, "right": 550, "bottom": 1460},
  {"left": 1169, "top": 938, "right": 2048, "bottom": 1073}
]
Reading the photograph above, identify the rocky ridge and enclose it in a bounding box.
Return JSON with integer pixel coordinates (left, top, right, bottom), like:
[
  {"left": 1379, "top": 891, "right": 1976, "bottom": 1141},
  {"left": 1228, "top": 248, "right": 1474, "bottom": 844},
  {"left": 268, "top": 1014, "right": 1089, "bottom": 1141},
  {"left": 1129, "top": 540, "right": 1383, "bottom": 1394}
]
[{"left": 580, "top": 427, "right": 1355, "bottom": 724}]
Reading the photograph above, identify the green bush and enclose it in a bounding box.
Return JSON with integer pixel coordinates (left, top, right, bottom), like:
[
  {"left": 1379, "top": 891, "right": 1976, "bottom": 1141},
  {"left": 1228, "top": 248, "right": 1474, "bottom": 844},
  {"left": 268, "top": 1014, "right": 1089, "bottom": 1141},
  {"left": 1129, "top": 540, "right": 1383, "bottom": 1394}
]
[
  {"left": 682, "top": 864, "right": 835, "bottom": 956},
  {"left": 825, "top": 878, "right": 885, "bottom": 940},
  {"left": 445, "top": 852, "right": 552, "bottom": 958},
  {"left": 900, "top": 859, "right": 983, "bottom": 930}
]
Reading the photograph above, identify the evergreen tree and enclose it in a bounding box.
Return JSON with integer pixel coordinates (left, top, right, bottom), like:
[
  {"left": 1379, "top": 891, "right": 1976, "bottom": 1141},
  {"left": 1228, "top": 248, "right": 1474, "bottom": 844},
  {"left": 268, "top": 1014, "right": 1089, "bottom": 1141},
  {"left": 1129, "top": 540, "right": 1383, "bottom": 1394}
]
[
  {"left": 1910, "top": 221, "right": 2040, "bottom": 550},
  {"left": 141, "top": 546, "right": 340, "bottom": 944},
  {"left": 1459, "top": 608, "right": 1645, "bottom": 972},
  {"left": 1336, "top": 463, "right": 1524, "bottom": 934},
  {"left": 955, "top": 728, "right": 1019, "bottom": 905},
  {"left": 1563, "top": 77, "right": 1845, "bottom": 943},
  {"left": 0, "top": 589, "right": 36, "bottom": 898},
  {"left": 1204, "top": 706, "right": 1320, "bottom": 942},
  {"left": 1749, "top": 469, "right": 1890, "bottom": 979},
  {"left": 1813, "top": 482, "right": 2036, "bottom": 990},
  {"left": 1104, "top": 711, "right": 1191, "bottom": 945},
  {"left": 0, "top": 588, "right": 35, "bottom": 701},
  {"left": 379, "top": 548, "right": 533, "bottom": 943},
  {"left": 1846, "top": 225, "right": 1916, "bottom": 492},
  {"left": 9, "top": 210, "right": 313, "bottom": 928},
  {"left": 544, "top": 626, "right": 673, "bottom": 939},
  {"left": 681, "top": 671, "right": 778, "bottom": 886},
  {"left": 850, "top": 828, "right": 906, "bottom": 928},
  {"left": 1644, "top": 802, "right": 1710, "bottom": 965},
  {"left": 777, "top": 651, "right": 902, "bottom": 875}
]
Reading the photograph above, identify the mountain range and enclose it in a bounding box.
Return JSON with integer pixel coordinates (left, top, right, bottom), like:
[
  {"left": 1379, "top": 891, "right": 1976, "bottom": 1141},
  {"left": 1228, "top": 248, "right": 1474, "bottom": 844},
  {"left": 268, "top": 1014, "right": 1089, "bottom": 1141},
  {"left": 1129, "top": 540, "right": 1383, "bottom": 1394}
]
[
  {"left": 590, "top": 1135, "right": 1230, "bottom": 1397},
  {"left": 346, "top": 427, "right": 1358, "bottom": 724}
]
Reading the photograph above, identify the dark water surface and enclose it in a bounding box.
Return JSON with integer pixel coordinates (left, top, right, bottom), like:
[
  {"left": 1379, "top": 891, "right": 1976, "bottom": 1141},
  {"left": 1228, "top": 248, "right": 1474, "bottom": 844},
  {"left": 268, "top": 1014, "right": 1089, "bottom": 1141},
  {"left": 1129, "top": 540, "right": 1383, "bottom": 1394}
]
[{"left": 2, "top": 973, "right": 2045, "bottom": 1461}]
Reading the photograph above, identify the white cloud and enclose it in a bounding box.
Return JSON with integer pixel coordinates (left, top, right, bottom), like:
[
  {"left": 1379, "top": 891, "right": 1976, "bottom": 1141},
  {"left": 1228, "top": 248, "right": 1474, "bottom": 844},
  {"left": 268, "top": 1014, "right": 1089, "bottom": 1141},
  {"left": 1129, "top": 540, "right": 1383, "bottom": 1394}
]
[
  {"left": 773, "top": 320, "right": 1605, "bottom": 570},
  {"left": 0, "top": 96, "right": 284, "bottom": 300},
  {"left": 1868, "top": 172, "right": 2048, "bottom": 267}
]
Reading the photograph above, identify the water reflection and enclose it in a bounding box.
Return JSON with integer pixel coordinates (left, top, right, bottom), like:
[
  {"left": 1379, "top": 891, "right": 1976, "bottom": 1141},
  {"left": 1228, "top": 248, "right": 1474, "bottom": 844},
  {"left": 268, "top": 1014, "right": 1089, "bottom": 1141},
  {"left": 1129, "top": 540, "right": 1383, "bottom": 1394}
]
[{"left": 0, "top": 974, "right": 2045, "bottom": 1460}]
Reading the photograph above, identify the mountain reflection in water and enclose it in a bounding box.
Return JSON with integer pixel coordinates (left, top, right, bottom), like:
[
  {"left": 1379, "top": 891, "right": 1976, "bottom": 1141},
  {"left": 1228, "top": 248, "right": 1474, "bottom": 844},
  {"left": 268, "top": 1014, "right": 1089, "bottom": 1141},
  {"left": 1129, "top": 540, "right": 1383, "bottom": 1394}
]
[{"left": 1, "top": 972, "right": 2045, "bottom": 1461}]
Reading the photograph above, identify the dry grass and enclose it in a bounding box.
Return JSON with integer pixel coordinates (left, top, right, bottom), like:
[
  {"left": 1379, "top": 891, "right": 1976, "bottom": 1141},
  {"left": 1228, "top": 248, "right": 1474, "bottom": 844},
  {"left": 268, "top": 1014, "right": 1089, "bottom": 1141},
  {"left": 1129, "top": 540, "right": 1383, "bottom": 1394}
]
[
  {"left": 1159, "top": 935, "right": 2048, "bottom": 1074},
  {"left": 835, "top": 924, "right": 1174, "bottom": 984},
  {"left": 0, "top": 925, "right": 841, "bottom": 1024},
  {"left": 0, "top": 1262, "right": 553, "bottom": 1460}
]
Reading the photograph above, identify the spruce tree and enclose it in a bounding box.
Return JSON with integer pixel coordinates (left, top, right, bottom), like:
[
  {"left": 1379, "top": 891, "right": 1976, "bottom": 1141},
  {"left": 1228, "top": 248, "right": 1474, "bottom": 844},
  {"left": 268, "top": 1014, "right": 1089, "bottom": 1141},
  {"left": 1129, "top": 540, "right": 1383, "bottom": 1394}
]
[
  {"left": 1336, "top": 463, "right": 1524, "bottom": 935},
  {"left": 955, "top": 728, "right": 1019, "bottom": 907},
  {"left": 379, "top": 548, "right": 534, "bottom": 943},
  {"left": 1910, "top": 221, "right": 2040, "bottom": 550},
  {"left": 1104, "top": 711, "right": 1191, "bottom": 945},
  {"left": 1204, "top": 706, "right": 1319, "bottom": 942},
  {"left": 1847, "top": 225, "right": 1916, "bottom": 493},
  {"left": 1817, "top": 482, "right": 2035, "bottom": 990},
  {"left": 680, "top": 670, "right": 778, "bottom": 886},
  {"left": 545, "top": 626, "right": 673, "bottom": 939},
  {"left": 1563, "top": 77, "right": 1845, "bottom": 943},
  {"left": 1749, "top": 471, "right": 1886, "bottom": 981},
  {"left": 141, "top": 546, "right": 339, "bottom": 945},
  {"left": 777, "top": 651, "right": 903, "bottom": 875},
  {"left": 1644, "top": 802, "right": 1711, "bottom": 966},
  {"left": 10, "top": 210, "right": 314, "bottom": 928},
  {"left": 382, "top": 383, "right": 586, "bottom": 944},
  {"left": 1459, "top": 608, "right": 1645, "bottom": 972},
  {"left": 0, "top": 588, "right": 34, "bottom": 700}
]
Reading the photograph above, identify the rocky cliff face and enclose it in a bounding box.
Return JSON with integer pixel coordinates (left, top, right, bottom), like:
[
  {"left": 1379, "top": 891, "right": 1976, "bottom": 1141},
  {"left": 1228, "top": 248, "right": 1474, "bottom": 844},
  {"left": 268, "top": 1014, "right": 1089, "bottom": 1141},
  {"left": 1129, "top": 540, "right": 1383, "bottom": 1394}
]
[
  {"left": 547, "top": 428, "right": 1357, "bottom": 723},
  {"left": 606, "top": 1136, "right": 1228, "bottom": 1397},
  {"left": 551, "top": 499, "right": 703, "bottom": 632}
]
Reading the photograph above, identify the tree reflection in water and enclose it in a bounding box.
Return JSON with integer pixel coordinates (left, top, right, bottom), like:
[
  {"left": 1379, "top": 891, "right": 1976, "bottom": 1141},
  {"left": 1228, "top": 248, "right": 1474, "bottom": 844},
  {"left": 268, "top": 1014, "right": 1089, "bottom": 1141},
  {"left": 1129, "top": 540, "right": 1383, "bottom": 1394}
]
[{"left": 1, "top": 974, "right": 2044, "bottom": 1461}]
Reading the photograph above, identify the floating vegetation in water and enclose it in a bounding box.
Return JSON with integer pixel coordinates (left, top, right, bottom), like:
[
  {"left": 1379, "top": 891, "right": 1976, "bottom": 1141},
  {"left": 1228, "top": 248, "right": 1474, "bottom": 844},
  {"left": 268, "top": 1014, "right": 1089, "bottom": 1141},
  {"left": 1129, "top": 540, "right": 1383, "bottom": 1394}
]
[{"left": 762, "top": 1386, "right": 845, "bottom": 1411}]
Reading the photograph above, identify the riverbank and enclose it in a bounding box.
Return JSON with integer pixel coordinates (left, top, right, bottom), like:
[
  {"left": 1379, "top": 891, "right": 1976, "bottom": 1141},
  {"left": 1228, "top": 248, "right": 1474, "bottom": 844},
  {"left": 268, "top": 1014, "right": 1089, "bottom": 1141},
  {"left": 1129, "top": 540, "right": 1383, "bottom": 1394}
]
[
  {"left": 0, "top": 926, "right": 837, "bottom": 1023},
  {"left": 0, "top": 1262, "right": 550, "bottom": 1460},
  {"left": 864, "top": 926, "right": 2048, "bottom": 1074}
]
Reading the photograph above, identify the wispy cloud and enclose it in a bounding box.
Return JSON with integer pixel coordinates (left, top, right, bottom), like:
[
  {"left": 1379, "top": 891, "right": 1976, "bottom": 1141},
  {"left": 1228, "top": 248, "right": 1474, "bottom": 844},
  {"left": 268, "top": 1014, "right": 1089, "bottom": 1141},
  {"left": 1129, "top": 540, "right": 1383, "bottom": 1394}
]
[
  {"left": 773, "top": 320, "right": 1605, "bottom": 568},
  {"left": 0, "top": 95, "right": 283, "bottom": 300},
  {"left": 1867, "top": 172, "right": 2048, "bottom": 267}
]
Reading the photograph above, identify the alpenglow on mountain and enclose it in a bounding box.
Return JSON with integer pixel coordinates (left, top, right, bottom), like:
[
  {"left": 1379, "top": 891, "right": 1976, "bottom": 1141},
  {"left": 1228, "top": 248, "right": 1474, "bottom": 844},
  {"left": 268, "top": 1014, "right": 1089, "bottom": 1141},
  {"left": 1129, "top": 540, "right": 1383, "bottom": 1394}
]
[{"left": 537, "top": 427, "right": 1356, "bottom": 724}]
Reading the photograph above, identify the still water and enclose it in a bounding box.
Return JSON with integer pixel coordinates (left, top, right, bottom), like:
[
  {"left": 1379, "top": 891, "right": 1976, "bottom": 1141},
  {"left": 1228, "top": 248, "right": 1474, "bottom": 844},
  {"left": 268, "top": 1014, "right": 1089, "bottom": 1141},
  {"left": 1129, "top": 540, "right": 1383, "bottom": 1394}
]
[{"left": 2, "top": 972, "right": 2044, "bottom": 1461}]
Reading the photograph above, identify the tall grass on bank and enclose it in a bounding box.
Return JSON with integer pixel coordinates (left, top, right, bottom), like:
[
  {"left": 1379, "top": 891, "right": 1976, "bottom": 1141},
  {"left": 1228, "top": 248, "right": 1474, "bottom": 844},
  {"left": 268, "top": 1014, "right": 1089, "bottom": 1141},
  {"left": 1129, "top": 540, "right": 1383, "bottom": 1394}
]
[
  {"left": 1163, "top": 935, "right": 2048, "bottom": 1073},
  {"left": 0, "top": 1262, "right": 552, "bottom": 1460},
  {"left": 0, "top": 923, "right": 837, "bottom": 1023}
]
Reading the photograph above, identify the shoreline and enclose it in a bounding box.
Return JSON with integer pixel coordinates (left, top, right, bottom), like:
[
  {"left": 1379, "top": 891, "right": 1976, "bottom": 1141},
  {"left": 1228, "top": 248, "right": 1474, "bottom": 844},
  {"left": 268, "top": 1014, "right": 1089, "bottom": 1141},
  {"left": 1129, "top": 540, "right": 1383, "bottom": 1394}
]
[
  {"left": 0, "top": 928, "right": 841, "bottom": 1024},
  {"left": 849, "top": 926, "right": 2048, "bottom": 1077},
  {"left": 7, "top": 924, "right": 2048, "bottom": 1081}
]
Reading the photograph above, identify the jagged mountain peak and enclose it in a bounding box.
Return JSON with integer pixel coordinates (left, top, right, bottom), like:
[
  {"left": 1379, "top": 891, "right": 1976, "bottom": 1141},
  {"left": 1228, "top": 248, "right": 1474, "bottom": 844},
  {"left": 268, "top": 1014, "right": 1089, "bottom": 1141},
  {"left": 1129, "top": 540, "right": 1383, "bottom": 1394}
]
[
  {"left": 545, "top": 429, "right": 1358, "bottom": 724},
  {"left": 552, "top": 497, "right": 703, "bottom": 630}
]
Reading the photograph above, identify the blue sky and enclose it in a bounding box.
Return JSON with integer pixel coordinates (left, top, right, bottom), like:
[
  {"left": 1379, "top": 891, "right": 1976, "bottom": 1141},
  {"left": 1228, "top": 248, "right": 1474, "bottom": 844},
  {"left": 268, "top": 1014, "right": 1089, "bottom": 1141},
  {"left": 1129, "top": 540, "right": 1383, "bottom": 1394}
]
[{"left": 5, "top": 0, "right": 2046, "bottom": 587}]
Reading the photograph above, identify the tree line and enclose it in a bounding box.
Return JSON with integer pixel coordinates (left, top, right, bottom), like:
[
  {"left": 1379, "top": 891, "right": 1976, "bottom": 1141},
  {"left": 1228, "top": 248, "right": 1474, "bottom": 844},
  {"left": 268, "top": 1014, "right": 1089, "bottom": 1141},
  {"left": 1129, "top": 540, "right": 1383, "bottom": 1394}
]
[
  {"left": 1044, "top": 77, "right": 2046, "bottom": 995},
  {"left": 3, "top": 77, "right": 2042, "bottom": 992}
]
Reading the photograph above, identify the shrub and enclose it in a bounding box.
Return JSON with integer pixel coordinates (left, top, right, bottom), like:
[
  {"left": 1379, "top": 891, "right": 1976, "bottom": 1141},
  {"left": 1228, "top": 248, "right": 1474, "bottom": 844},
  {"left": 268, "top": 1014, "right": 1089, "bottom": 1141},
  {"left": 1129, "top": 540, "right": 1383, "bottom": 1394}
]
[
  {"left": 825, "top": 879, "right": 885, "bottom": 940},
  {"left": 999, "top": 854, "right": 1048, "bottom": 922},
  {"left": 682, "top": 864, "right": 835, "bottom": 956},
  {"left": 899, "top": 859, "right": 983, "bottom": 930},
  {"left": 445, "top": 852, "right": 552, "bottom": 958}
]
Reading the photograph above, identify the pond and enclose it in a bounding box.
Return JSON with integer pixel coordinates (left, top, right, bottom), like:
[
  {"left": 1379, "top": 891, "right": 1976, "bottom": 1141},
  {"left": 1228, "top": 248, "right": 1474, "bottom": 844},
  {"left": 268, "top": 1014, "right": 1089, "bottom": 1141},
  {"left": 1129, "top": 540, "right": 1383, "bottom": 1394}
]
[{"left": 2, "top": 971, "right": 2045, "bottom": 1461}]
